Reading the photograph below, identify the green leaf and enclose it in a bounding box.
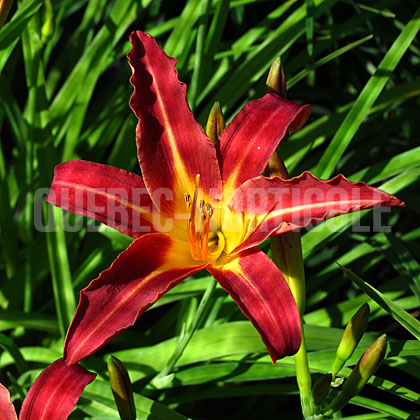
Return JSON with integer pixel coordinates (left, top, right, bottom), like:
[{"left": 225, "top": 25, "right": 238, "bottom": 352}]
[
  {"left": 314, "top": 6, "right": 420, "bottom": 178},
  {"left": 82, "top": 380, "right": 191, "bottom": 420},
  {"left": 0, "top": 333, "right": 28, "bottom": 373},
  {"left": 0, "top": 0, "right": 43, "bottom": 50},
  {"left": 339, "top": 263, "right": 420, "bottom": 341},
  {"left": 44, "top": 207, "right": 76, "bottom": 336},
  {"left": 0, "top": 311, "right": 58, "bottom": 334}
]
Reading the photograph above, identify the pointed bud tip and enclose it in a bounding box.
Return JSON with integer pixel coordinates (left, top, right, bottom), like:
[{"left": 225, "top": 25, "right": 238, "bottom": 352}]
[
  {"left": 266, "top": 153, "right": 289, "bottom": 180},
  {"left": 360, "top": 334, "right": 387, "bottom": 372},
  {"left": 206, "top": 102, "right": 225, "bottom": 146},
  {"left": 107, "top": 356, "right": 136, "bottom": 420},
  {"left": 266, "top": 57, "right": 286, "bottom": 97},
  {"left": 336, "top": 303, "right": 371, "bottom": 366},
  {"left": 342, "top": 334, "right": 387, "bottom": 398}
]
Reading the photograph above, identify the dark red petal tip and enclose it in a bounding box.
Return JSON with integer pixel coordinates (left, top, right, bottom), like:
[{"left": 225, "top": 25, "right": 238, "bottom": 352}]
[
  {"left": 228, "top": 171, "right": 404, "bottom": 253},
  {"left": 219, "top": 94, "right": 311, "bottom": 191},
  {"left": 45, "top": 160, "right": 158, "bottom": 238},
  {"left": 127, "top": 31, "right": 222, "bottom": 216},
  {"left": 0, "top": 383, "right": 18, "bottom": 420},
  {"left": 209, "top": 248, "right": 301, "bottom": 363}
]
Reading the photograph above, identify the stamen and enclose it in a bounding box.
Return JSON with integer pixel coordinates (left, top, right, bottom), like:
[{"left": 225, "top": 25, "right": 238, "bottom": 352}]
[
  {"left": 200, "top": 208, "right": 211, "bottom": 258},
  {"left": 186, "top": 174, "right": 224, "bottom": 262}
]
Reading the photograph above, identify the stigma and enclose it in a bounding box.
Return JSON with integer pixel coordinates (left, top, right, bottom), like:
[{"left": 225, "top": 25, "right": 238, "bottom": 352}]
[{"left": 185, "top": 175, "right": 225, "bottom": 262}]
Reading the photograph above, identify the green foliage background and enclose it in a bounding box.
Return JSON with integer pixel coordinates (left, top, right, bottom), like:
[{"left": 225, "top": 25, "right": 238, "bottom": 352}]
[{"left": 0, "top": 0, "right": 419, "bottom": 418}]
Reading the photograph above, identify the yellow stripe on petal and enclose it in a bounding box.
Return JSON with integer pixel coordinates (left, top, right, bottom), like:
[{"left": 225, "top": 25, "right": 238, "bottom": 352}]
[
  {"left": 226, "top": 172, "right": 404, "bottom": 254},
  {"left": 128, "top": 31, "right": 222, "bottom": 219}
]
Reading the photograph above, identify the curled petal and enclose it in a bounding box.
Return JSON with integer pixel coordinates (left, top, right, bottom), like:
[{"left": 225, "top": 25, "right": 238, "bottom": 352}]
[
  {"left": 64, "top": 233, "right": 206, "bottom": 365},
  {"left": 19, "top": 358, "right": 95, "bottom": 420},
  {"left": 46, "top": 160, "right": 159, "bottom": 238},
  {"left": 208, "top": 248, "right": 301, "bottom": 363},
  {"left": 0, "top": 384, "right": 17, "bottom": 420},
  {"left": 219, "top": 94, "right": 310, "bottom": 195},
  {"left": 128, "top": 31, "right": 222, "bottom": 216},
  {"left": 225, "top": 172, "right": 404, "bottom": 253}
]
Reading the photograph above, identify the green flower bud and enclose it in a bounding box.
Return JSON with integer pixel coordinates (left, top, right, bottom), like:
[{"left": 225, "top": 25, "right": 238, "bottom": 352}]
[
  {"left": 323, "top": 334, "right": 387, "bottom": 417},
  {"left": 266, "top": 57, "right": 286, "bottom": 98},
  {"left": 331, "top": 303, "right": 370, "bottom": 379},
  {"left": 107, "top": 356, "right": 136, "bottom": 420},
  {"left": 312, "top": 373, "right": 332, "bottom": 408},
  {"left": 206, "top": 102, "right": 225, "bottom": 146},
  {"left": 342, "top": 334, "right": 387, "bottom": 398}
]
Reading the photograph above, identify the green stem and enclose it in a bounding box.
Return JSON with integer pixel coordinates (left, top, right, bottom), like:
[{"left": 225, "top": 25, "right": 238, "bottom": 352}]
[
  {"left": 294, "top": 324, "right": 313, "bottom": 419},
  {"left": 151, "top": 276, "right": 217, "bottom": 388},
  {"left": 270, "top": 232, "right": 313, "bottom": 418}
]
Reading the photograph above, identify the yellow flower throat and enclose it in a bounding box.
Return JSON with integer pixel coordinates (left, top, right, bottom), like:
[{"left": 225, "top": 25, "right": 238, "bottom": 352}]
[{"left": 185, "top": 175, "right": 225, "bottom": 262}]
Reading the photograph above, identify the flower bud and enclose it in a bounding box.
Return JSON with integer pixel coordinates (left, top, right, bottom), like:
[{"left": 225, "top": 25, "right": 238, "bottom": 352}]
[
  {"left": 331, "top": 303, "right": 370, "bottom": 379},
  {"left": 266, "top": 152, "right": 289, "bottom": 180},
  {"left": 266, "top": 57, "right": 286, "bottom": 98},
  {"left": 107, "top": 356, "right": 136, "bottom": 420},
  {"left": 342, "top": 334, "right": 387, "bottom": 398},
  {"left": 206, "top": 102, "right": 225, "bottom": 146},
  {"left": 0, "top": 0, "right": 14, "bottom": 29},
  {"left": 323, "top": 335, "right": 387, "bottom": 417},
  {"left": 311, "top": 373, "right": 332, "bottom": 408}
]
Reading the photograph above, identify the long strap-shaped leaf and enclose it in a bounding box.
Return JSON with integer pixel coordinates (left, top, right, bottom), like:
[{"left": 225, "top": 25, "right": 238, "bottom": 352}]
[
  {"left": 339, "top": 263, "right": 420, "bottom": 341},
  {"left": 313, "top": 6, "right": 420, "bottom": 179}
]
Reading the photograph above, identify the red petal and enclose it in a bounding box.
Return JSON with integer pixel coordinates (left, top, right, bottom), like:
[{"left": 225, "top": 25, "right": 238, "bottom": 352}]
[
  {"left": 226, "top": 172, "right": 405, "bottom": 253},
  {"left": 209, "top": 248, "right": 301, "bottom": 363},
  {"left": 19, "top": 358, "right": 95, "bottom": 420},
  {"left": 128, "top": 31, "right": 222, "bottom": 216},
  {"left": 219, "top": 94, "right": 310, "bottom": 194},
  {"left": 64, "top": 233, "right": 205, "bottom": 365},
  {"left": 0, "top": 384, "right": 17, "bottom": 420},
  {"left": 45, "top": 160, "right": 159, "bottom": 238}
]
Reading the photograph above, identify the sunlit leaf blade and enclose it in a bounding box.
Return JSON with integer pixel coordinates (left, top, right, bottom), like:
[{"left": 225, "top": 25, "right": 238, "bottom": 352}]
[
  {"left": 0, "top": 0, "right": 43, "bottom": 49},
  {"left": 339, "top": 264, "right": 420, "bottom": 341},
  {"left": 313, "top": 6, "right": 420, "bottom": 179}
]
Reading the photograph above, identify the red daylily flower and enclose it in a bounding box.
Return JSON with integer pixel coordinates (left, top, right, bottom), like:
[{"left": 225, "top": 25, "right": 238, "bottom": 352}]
[
  {"left": 0, "top": 358, "right": 95, "bottom": 420},
  {"left": 46, "top": 31, "right": 403, "bottom": 368}
]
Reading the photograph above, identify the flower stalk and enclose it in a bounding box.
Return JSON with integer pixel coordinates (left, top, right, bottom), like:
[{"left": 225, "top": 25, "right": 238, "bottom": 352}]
[{"left": 266, "top": 59, "right": 313, "bottom": 418}]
